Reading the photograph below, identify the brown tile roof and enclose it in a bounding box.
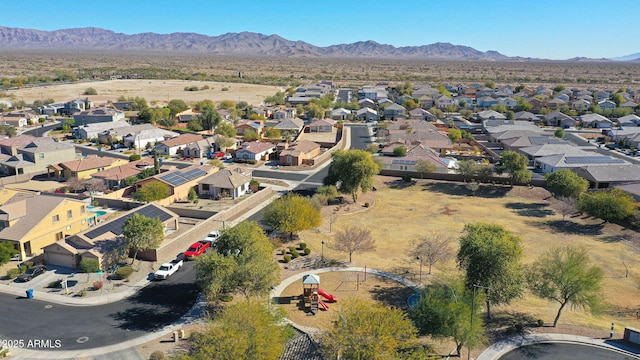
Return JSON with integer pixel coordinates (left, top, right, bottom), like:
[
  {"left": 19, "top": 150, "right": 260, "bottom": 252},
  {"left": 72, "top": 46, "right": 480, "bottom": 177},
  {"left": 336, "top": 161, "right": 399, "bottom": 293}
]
[
  {"left": 160, "top": 133, "right": 204, "bottom": 148},
  {"left": 280, "top": 140, "right": 320, "bottom": 157},
  {"left": 59, "top": 155, "right": 120, "bottom": 172},
  {"left": 198, "top": 168, "right": 251, "bottom": 189}
]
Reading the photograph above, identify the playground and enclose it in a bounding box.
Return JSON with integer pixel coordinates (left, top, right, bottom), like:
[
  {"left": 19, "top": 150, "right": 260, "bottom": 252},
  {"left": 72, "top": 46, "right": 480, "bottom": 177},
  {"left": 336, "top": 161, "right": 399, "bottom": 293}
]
[{"left": 275, "top": 269, "right": 416, "bottom": 331}]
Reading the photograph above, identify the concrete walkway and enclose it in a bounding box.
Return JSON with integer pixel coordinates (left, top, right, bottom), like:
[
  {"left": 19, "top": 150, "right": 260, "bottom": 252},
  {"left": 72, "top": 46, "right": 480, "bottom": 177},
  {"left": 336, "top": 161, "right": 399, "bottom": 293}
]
[{"left": 477, "top": 333, "right": 640, "bottom": 360}]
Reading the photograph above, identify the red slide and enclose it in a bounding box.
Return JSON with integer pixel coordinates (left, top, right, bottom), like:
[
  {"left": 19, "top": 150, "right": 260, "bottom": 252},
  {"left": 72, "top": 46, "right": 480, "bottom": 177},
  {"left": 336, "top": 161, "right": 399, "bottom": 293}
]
[
  {"left": 318, "top": 300, "right": 329, "bottom": 311},
  {"left": 318, "top": 288, "right": 338, "bottom": 303}
]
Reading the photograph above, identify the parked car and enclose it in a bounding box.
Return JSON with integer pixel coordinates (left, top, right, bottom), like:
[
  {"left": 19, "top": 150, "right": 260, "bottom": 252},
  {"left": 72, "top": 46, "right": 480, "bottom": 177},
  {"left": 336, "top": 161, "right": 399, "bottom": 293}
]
[
  {"left": 202, "top": 230, "right": 220, "bottom": 245},
  {"left": 153, "top": 259, "right": 183, "bottom": 280},
  {"left": 17, "top": 265, "right": 47, "bottom": 282},
  {"left": 184, "top": 241, "right": 210, "bottom": 260}
]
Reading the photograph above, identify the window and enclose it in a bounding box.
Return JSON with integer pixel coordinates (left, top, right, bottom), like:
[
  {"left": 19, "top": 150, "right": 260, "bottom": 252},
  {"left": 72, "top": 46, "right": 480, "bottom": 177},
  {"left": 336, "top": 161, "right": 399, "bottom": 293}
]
[
  {"left": 80, "top": 205, "right": 86, "bottom": 214},
  {"left": 52, "top": 214, "right": 60, "bottom": 223},
  {"left": 202, "top": 184, "right": 210, "bottom": 191},
  {"left": 39, "top": 153, "right": 45, "bottom": 159},
  {"left": 67, "top": 210, "right": 73, "bottom": 220},
  {"left": 55, "top": 232, "right": 63, "bottom": 241}
]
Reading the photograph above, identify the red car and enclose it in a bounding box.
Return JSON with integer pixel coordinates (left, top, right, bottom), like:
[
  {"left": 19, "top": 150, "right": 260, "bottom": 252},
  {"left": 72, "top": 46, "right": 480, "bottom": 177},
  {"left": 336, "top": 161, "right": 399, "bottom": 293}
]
[{"left": 184, "top": 241, "right": 210, "bottom": 259}]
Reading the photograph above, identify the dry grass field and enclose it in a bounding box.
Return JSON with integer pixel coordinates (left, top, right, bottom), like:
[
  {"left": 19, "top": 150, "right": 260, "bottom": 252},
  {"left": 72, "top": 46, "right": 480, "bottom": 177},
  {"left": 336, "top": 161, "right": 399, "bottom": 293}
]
[
  {"left": 298, "top": 176, "right": 640, "bottom": 332},
  {"left": 3, "top": 79, "right": 283, "bottom": 107}
]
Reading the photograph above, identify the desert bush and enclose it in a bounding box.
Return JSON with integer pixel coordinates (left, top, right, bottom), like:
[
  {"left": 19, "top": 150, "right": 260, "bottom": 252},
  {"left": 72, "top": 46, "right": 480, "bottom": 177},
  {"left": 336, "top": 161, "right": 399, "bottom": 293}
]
[
  {"left": 150, "top": 351, "right": 165, "bottom": 360},
  {"left": 298, "top": 242, "right": 307, "bottom": 250},
  {"left": 283, "top": 255, "right": 292, "bottom": 263},
  {"left": 233, "top": 158, "right": 258, "bottom": 165},
  {"left": 281, "top": 249, "right": 287, "bottom": 256},
  {"left": 7, "top": 268, "right": 22, "bottom": 279},
  {"left": 537, "top": 319, "right": 545, "bottom": 327},
  {"left": 48, "top": 280, "right": 62, "bottom": 288},
  {"left": 115, "top": 266, "right": 133, "bottom": 279},
  {"left": 363, "top": 202, "right": 370, "bottom": 207},
  {"left": 77, "top": 289, "right": 87, "bottom": 297},
  {"left": 219, "top": 294, "right": 233, "bottom": 302},
  {"left": 304, "top": 247, "right": 311, "bottom": 255},
  {"left": 83, "top": 87, "right": 97, "bottom": 95}
]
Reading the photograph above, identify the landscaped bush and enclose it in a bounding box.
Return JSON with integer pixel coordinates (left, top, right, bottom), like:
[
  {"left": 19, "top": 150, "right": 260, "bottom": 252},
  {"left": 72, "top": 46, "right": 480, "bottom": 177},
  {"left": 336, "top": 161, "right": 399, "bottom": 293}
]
[
  {"left": 281, "top": 249, "right": 287, "bottom": 256},
  {"left": 115, "top": 266, "right": 133, "bottom": 280},
  {"left": 93, "top": 281, "right": 103, "bottom": 291},
  {"left": 129, "top": 154, "right": 141, "bottom": 161},
  {"left": 363, "top": 202, "right": 370, "bottom": 207},
  {"left": 289, "top": 247, "right": 300, "bottom": 258},
  {"left": 283, "top": 255, "right": 292, "bottom": 263},
  {"left": 150, "top": 350, "right": 165, "bottom": 360},
  {"left": 219, "top": 294, "right": 233, "bottom": 302},
  {"left": 303, "top": 247, "right": 311, "bottom": 255},
  {"left": 298, "top": 242, "right": 307, "bottom": 250},
  {"left": 6, "top": 268, "right": 21, "bottom": 279},
  {"left": 76, "top": 289, "right": 87, "bottom": 297},
  {"left": 48, "top": 280, "right": 62, "bottom": 288},
  {"left": 537, "top": 319, "right": 545, "bottom": 327},
  {"left": 402, "top": 175, "right": 413, "bottom": 182},
  {"left": 233, "top": 158, "right": 258, "bottom": 165}
]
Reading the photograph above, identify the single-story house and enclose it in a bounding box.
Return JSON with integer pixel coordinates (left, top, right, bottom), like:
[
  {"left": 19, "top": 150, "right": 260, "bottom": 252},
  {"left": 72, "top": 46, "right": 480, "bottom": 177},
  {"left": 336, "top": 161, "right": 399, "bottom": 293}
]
[
  {"left": 542, "top": 111, "right": 575, "bottom": 128},
  {"left": 578, "top": 113, "right": 612, "bottom": 129},
  {"left": 235, "top": 141, "right": 277, "bottom": 161},
  {"left": 279, "top": 140, "right": 321, "bottom": 166},
  {"left": 155, "top": 133, "right": 205, "bottom": 156},
  {"left": 235, "top": 121, "right": 264, "bottom": 137},
  {"left": 331, "top": 108, "right": 351, "bottom": 120},
  {"left": 73, "top": 107, "right": 126, "bottom": 126},
  {"left": 307, "top": 118, "right": 335, "bottom": 133},
  {"left": 477, "top": 110, "right": 506, "bottom": 121},
  {"left": 409, "top": 108, "right": 435, "bottom": 121},
  {"left": 356, "top": 107, "right": 379, "bottom": 122},
  {"left": 197, "top": 167, "right": 252, "bottom": 199},
  {"left": 51, "top": 155, "right": 128, "bottom": 180},
  {"left": 122, "top": 127, "right": 179, "bottom": 149}
]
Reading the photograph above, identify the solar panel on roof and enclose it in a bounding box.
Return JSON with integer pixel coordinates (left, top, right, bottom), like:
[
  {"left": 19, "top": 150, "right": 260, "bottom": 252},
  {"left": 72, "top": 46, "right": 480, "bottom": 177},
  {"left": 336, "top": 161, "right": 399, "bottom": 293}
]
[
  {"left": 84, "top": 205, "right": 173, "bottom": 239},
  {"left": 564, "top": 156, "right": 625, "bottom": 164}
]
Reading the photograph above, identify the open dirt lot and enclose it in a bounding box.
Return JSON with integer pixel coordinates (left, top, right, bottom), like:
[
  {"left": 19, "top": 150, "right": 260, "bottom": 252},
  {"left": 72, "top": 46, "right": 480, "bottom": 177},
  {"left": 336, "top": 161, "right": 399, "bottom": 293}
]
[
  {"left": 5, "top": 79, "right": 283, "bottom": 107},
  {"left": 299, "top": 176, "right": 640, "bottom": 332}
]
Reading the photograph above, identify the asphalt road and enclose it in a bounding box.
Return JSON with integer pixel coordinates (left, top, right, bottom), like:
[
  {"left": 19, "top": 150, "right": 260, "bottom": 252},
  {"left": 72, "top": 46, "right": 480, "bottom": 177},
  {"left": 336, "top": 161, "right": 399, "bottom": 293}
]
[
  {"left": 498, "top": 343, "right": 636, "bottom": 360},
  {"left": 0, "top": 261, "right": 198, "bottom": 351},
  {"left": 22, "top": 122, "right": 59, "bottom": 137}
]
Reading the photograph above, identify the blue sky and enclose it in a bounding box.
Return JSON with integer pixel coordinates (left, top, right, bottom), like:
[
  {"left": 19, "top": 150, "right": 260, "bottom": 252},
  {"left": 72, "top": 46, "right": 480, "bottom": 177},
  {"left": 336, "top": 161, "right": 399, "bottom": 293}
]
[{"left": 3, "top": 0, "right": 639, "bottom": 60}]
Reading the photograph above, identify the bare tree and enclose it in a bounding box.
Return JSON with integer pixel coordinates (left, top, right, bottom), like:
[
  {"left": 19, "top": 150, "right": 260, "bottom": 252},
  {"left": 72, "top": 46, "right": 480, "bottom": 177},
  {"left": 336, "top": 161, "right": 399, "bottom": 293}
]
[
  {"left": 553, "top": 196, "right": 576, "bottom": 222},
  {"left": 410, "top": 232, "right": 453, "bottom": 274},
  {"left": 65, "top": 177, "right": 85, "bottom": 193},
  {"left": 465, "top": 182, "right": 480, "bottom": 196},
  {"left": 84, "top": 178, "right": 108, "bottom": 199},
  {"left": 330, "top": 226, "right": 376, "bottom": 263}
]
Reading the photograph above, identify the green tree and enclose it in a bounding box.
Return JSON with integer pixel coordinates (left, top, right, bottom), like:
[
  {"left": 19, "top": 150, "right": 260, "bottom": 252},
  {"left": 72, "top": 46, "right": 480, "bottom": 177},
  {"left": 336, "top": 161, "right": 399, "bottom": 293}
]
[
  {"left": 264, "top": 91, "right": 285, "bottom": 106},
  {"left": 188, "top": 187, "right": 198, "bottom": 203},
  {"left": 612, "top": 93, "right": 625, "bottom": 106},
  {"left": 166, "top": 99, "right": 188, "bottom": 117},
  {"left": 449, "top": 128, "right": 462, "bottom": 142},
  {"left": 263, "top": 193, "right": 321, "bottom": 239},
  {"left": 0, "top": 125, "right": 17, "bottom": 138},
  {"left": 393, "top": 146, "right": 407, "bottom": 157},
  {"left": 514, "top": 99, "right": 533, "bottom": 112},
  {"left": 305, "top": 103, "right": 324, "bottom": 119},
  {"left": 545, "top": 169, "right": 588, "bottom": 199},
  {"left": 193, "top": 99, "right": 215, "bottom": 111},
  {"left": 505, "top": 111, "right": 515, "bottom": 120},
  {"left": 197, "top": 221, "right": 279, "bottom": 300},
  {"left": 188, "top": 300, "right": 291, "bottom": 360},
  {"left": 527, "top": 246, "right": 604, "bottom": 327},
  {"left": 0, "top": 242, "right": 18, "bottom": 265},
  {"left": 122, "top": 213, "right": 165, "bottom": 265},
  {"left": 457, "top": 222, "right": 524, "bottom": 319},
  {"left": 198, "top": 106, "right": 222, "bottom": 131},
  {"left": 188, "top": 118, "right": 203, "bottom": 131},
  {"left": 553, "top": 84, "right": 566, "bottom": 93},
  {"left": 554, "top": 127, "right": 565, "bottom": 139},
  {"left": 132, "top": 182, "right": 170, "bottom": 203},
  {"left": 79, "top": 258, "right": 100, "bottom": 273},
  {"left": 457, "top": 159, "right": 478, "bottom": 182},
  {"left": 264, "top": 127, "right": 281, "bottom": 139},
  {"left": 324, "top": 149, "right": 380, "bottom": 202},
  {"left": 414, "top": 159, "right": 436, "bottom": 179},
  {"left": 316, "top": 185, "right": 339, "bottom": 202},
  {"left": 496, "top": 150, "right": 531, "bottom": 185},
  {"left": 484, "top": 81, "right": 495, "bottom": 89},
  {"left": 216, "top": 135, "right": 236, "bottom": 150},
  {"left": 578, "top": 188, "right": 636, "bottom": 222},
  {"left": 157, "top": 116, "right": 178, "bottom": 128},
  {"left": 215, "top": 122, "right": 237, "bottom": 138},
  {"left": 330, "top": 225, "right": 376, "bottom": 263},
  {"left": 411, "top": 275, "right": 485, "bottom": 356},
  {"left": 243, "top": 129, "right": 260, "bottom": 141},
  {"left": 321, "top": 298, "right": 418, "bottom": 360}
]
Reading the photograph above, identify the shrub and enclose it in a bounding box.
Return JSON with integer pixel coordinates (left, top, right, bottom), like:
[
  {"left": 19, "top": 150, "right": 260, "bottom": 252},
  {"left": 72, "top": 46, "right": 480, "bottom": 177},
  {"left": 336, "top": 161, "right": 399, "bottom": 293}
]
[
  {"left": 221, "top": 87, "right": 229, "bottom": 91},
  {"left": 150, "top": 351, "right": 165, "bottom": 360},
  {"left": 298, "top": 242, "right": 307, "bottom": 250},
  {"left": 115, "top": 266, "right": 133, "bottom": 280},
  {"left": 83, "top": 87, "right": 97, "bottom": 95},
  {"left": 283, "top": 255, "right": 292, "bottom": 263},
  {"left": 7, "top": 268, "right": 21, "bottom": 279},
  {"left": 289, "top": 247, "right": 300, "bottom": 258},
  {"left": 402, "top": 175, "right": 413, "bottom": 182},
  {"left": 77, "top": 289, "right": 87, "bottom": 297},
  {"left": 514, "top": 323, "right": 524, "bottom": 332},
  {"left": 91, "top": 200, "right": 99, "bottom": 207},
  {"left": 233, "top": 158, "right": 258, "bottom": 165},
  {"left": 22, "top": 261, "right": 34, "bottom": 269},
  {"left": 537, "top": 319, "right": 545, "bottom": 327},
  {"left": 363, "top": 202, "right": 370, "bottom": 207},
  {"left": 129, "top": 154, "right": 141, "bottom": 161},
  {"left": 48, "top": 280, "right": 62, "bottom": 288},
  {"left": 303, "top": 247, "right": 311, "bottom": 255},
  {"left": 93, "top": 281, "right": 103, "bottom": 290},
  {"left": 219, "top": 294, "right": 233, "bottom": 302},
  {"left": 281, "top": 249, "right": 287, "bottom": 256}
]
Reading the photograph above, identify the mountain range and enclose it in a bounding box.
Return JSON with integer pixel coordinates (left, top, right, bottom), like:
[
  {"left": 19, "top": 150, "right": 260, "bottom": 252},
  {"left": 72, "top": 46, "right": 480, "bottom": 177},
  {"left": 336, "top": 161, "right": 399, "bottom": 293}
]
[{"left": 0, "top": 26, "right": 635, "bottom": 62}]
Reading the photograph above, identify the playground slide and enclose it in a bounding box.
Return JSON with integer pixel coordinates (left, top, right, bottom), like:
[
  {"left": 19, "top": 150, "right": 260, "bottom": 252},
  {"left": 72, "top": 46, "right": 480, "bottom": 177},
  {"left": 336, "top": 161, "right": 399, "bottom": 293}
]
[
  {"left": 318, "top": 300, "right": 329, "bottom": 311},
  {"left": 318, "top": 288, "right": 338, "bottom": 303}
]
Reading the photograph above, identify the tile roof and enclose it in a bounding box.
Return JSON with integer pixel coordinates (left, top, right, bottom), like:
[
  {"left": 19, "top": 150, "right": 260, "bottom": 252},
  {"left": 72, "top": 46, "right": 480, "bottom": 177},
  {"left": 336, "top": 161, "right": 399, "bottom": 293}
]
[
  {"left": 198, "top": 168, "right": 251, "bottom": 189},
  {"left": 59, "top": 155, "right": 121, "bottom": 172},
  {"left": 0, "top": 194, "right": 80, "bottom": 241},
  {"left": 280, "top": 140, "right": 320, "bottom": 157},
  {"left": 240, "top": 141, "right": 276, "bottom": 154},
  {"left": 274, "top": 118, "right": 304, "bottom": 130},
  {"left": 159, "top": 133, "right": 204, "bottom": 148},
  {"left": 0, "top": 134, "right": 42, "bottom": 148}
]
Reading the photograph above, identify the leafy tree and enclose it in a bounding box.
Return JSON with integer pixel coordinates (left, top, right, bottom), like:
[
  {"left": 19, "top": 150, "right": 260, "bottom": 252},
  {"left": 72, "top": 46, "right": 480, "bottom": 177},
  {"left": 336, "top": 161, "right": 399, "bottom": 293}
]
[
  {"left": 79, "top": 258, "right": 100, "bottom": 273},
  {"left": 188, "top": 187, "right": 198, "bottom": 203},
  {"left": 330, "top": 226, "right": 376, "bottom": 263},
  {"left": 157, "top": 116, "right": 177, "bottom": 128},
  {"left": 457, "top": 159, "right": 478, "bottom": 182},
  {"left": 305, "top": 103, "right": 324, "bottom": 119},
  {"left": 505, "top": 111, "right": 515, "bottom": 120},
  {"left": 0, "top": 242, "right": 18, "bottom": 265},
  {"left": 263, "top": 193, "right": 321, "bottom": 239},
  {"left": 414, "top": 159, "right": 436, "bottom": 179},
  {"left": 457, "top": 222, "right": 524, "bottom": 318},
  {"left": 324, "top": 149, "right": 380, "bottom": 202},
  {"left": 553, "top": 84, "right": 566, "bottom": 93},
  {"left": 215, "top": 122, "right": 237, "bottom": 138},
  {"left": 264, "top": 127, "right": 281, "bottom": 139},
  {"left": 188, "top": 300, "right": 291, "bottom": 360},
  {"left": 484, "top": 81, "right": 495, "bottom": 89},
  {"left": 198, "top": 106, "right": 221, "bottom": 131},
  {"left": 496, "top": 150, "right": 531, "bottom": 185},
  {"left": 476, "top": 162, "right": 493, "bottom": 183},
  {"left": 393, "top": 146, "right": 407, "bottom": 157},
  {"left": 197, "top": 221, "right": 279, "bottom": 300},
  {"left": 449, "top": 128, "right": 462, "bottom": 142},
  {"left": 321, "top": 298, "right": 418, "bottom": 360},
  {"left": 411, "top": 275, "right": 485, "bottom": 356},
  {"left": 216, "top": 135, "right": 236, "bottom": 150},
  {"left": 316, "top": 185, "right": 339, "bottom": 202},
  {"left": 527, "top": 246, "right": 604, "bottom": 327},
  {"left": 122, "top": 213, "right": 165, "bottom": 265},
  {"left": 264, "top": 91, "right": 286, "bottom": 106},
  {"left": 243, "top": 129, "right": 260, "bottom": 141},
  {"left": 193, "top": 99, "right": 215, "bottom": 111},
  {"left": 0, "top": 125, "right": 17, "bottom": 138},
  {"left": 187, "top": 118, "right": 203, "bottom": 131},
  {"left": 218, "top": 99, "right": 236, "bottom": 110},
  {"left": 554, "top": 128, "right": 565, "bottom": 139},
  {"left": 514, "top": 99, "right": 533, "bottom": 112},
  {"left": 132, "top": 182, "right": 170, "bottom": 202},
  {"left": 578, "top": 188, "right": 636, "bottom": 222},
  {"left": 166, "top": 99, "right": 188, "bottom": 117},
  {"left": 612, "top": 93, "right": 625, "bottom": 106},
  {"left": 545, "top": 169, "right": 588, "bottom": 199},
  {"left": 402, "top": 99, "right": 419, "bottom": 111},
  {"left": 410, "top": 232, "right": 453, "bottom": 275}
]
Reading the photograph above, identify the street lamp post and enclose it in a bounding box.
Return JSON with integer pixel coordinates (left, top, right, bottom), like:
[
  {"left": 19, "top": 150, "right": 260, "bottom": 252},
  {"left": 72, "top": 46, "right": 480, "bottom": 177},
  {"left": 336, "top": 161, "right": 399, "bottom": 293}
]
[
  {"left": 469, "top": 284, "right": 492, "bottom": 360},
  {"left": 321, "top": 240, "right": 325, "bottom": 263},
  {"left": 416, "top": 256, "right": 423, "bottom": 285}
]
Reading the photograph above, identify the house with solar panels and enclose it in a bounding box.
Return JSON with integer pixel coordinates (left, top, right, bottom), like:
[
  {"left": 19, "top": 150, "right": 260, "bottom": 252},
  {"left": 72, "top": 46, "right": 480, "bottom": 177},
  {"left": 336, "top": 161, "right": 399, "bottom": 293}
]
[
  {"left": 534, "top": 154, "right": 629, "bottom": 173},
  {"left": 134, "top": 165, "right": 216, "bottom": 203},
  {"left": 43, "top": 203, "right": 179, "bottom": 268}
]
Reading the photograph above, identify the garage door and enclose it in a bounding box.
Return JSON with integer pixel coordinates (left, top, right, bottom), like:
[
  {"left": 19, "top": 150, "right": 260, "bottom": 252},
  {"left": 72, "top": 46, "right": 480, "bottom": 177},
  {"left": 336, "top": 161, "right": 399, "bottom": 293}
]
[{"left": 45, "top": 251, "right": 77, "bottom": 269}]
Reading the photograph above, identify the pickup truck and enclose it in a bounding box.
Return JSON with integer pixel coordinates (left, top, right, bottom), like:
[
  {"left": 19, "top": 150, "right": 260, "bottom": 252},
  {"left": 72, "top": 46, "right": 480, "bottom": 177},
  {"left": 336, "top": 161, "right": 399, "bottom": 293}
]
[
  {"left": 184, "top": 241, "right": 210, "bottom": 260},
  {"left": 202, "top": 230, "right": 220, "bottom": 245},
  {"left": 153, "top": 259, "right": 183, "bottom": 280}
]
